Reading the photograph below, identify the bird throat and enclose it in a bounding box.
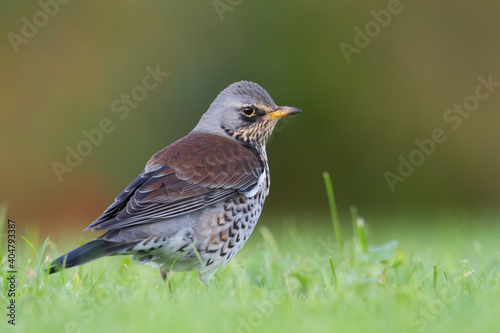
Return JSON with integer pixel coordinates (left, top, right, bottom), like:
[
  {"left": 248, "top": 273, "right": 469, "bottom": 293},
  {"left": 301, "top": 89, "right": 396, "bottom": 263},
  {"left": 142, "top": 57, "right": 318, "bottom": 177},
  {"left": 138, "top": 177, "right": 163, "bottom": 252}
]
[{"left": 221, "top": 120, "right": 277, "bottom": 150}]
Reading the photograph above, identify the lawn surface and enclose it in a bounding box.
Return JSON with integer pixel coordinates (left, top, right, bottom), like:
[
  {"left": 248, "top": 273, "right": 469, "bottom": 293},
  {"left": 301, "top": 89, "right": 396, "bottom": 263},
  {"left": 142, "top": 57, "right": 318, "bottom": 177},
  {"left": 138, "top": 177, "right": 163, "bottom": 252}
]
[{"left": 1, "top": 208, "right": 499, "bottom": 333}]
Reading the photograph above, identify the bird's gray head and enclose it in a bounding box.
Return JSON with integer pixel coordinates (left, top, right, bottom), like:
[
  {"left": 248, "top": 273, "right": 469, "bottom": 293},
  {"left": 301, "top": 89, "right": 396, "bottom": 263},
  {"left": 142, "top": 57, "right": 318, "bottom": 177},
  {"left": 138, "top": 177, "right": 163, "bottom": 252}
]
[{"left": 192, "top": 81, "right": 301, "bottom": 148}]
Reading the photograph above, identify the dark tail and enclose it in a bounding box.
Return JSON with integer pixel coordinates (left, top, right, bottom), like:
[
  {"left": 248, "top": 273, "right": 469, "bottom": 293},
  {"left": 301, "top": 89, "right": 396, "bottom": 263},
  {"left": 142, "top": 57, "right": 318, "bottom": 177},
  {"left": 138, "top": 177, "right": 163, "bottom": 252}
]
[{"left": 47, "top": 239, "right": 134, "bottom": 274}]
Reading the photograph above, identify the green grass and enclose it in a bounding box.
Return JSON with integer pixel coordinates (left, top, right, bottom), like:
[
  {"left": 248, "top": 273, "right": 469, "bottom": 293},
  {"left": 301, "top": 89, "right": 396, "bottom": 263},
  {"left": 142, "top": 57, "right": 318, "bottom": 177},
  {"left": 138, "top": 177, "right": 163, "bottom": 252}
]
[{"left": 1, "top": 206, "right": 500, "bottom": 332}]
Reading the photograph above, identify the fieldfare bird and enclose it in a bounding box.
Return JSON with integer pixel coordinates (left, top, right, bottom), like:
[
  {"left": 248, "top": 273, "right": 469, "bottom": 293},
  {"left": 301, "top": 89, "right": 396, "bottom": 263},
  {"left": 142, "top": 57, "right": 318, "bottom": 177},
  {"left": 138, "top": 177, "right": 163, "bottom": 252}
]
[{"left": 48, "top": 80, "right": 301, "bottom": 281}]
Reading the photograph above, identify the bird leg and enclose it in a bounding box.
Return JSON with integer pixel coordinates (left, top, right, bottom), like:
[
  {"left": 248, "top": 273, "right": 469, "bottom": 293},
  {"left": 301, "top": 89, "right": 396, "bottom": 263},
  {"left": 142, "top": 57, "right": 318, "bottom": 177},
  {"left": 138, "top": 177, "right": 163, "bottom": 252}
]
[
  {"left": 159, "top": 265, "right": 168, "bottom": 281},
  {"left": 198, "top": 270, "right": 210, "bottom": 290},
  {"left": 159, "top": 265, "right": 174, "bottom": 292}
]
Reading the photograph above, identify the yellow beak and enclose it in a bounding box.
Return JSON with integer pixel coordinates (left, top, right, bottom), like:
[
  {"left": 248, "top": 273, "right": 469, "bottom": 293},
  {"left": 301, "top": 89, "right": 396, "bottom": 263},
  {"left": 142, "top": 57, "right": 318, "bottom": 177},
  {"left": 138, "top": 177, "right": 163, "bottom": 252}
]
[{"left": 267, "top": 106, "right": 302, "bottom": 119}]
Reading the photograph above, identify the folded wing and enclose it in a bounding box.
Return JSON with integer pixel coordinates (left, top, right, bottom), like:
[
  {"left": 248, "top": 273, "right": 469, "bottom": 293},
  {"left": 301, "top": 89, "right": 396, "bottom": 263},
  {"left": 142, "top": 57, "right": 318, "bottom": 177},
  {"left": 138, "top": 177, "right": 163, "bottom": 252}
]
[{"left": 85, "top": 133, "right": 263, "bottom": 231}]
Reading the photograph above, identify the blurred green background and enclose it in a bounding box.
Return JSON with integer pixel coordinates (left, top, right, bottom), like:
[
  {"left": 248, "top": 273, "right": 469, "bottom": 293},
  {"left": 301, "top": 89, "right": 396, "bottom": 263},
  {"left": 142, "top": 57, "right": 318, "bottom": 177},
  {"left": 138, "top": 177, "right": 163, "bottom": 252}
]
[{"left": 1, "top": 0, "right": 499, "bottom": 233}]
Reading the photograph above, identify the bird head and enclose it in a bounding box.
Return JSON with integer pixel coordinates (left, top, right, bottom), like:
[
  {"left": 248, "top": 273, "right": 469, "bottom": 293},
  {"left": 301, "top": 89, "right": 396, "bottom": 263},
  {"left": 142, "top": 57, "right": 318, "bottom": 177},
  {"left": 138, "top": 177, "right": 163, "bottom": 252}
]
[{"left": 192, "top": 81, "right": 301, "bottom": 148}]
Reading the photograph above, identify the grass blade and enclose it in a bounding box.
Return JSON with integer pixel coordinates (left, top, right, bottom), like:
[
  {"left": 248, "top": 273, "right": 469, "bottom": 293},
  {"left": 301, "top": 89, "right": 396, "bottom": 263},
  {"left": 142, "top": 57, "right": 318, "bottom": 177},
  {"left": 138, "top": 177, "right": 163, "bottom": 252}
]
[
  {"left": 329, "top": 256, "right": 337, "bottom": 286},
  {"left": 433, "top": 263, "right": 437, "bottom": 289},
  {"left": 37, "top": 236, "right": 51, "bottom": 272},
  {"left": 322, "top": 172, "right": 343, "bottom": 248},
  {"left": 356, "top": 217, "right": 368, "bottom": 254},
  {"left": 22, "top": 236, "right": 38, "bottom": 257}
]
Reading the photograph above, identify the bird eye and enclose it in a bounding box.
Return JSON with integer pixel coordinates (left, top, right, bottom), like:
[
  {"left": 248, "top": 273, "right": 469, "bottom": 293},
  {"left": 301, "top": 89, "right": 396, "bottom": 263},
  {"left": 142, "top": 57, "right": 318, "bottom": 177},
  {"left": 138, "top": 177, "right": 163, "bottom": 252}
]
[{"left": 242, "top": 106, "right": 255, "bottom": 117}]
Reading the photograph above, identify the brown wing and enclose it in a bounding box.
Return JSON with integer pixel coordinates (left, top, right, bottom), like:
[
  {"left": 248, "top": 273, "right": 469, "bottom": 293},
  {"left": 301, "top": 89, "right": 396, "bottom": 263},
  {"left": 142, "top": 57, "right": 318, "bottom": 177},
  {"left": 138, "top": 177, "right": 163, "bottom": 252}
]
[{"left": 85, "top": 133, "right": 263, "bottom": 231}]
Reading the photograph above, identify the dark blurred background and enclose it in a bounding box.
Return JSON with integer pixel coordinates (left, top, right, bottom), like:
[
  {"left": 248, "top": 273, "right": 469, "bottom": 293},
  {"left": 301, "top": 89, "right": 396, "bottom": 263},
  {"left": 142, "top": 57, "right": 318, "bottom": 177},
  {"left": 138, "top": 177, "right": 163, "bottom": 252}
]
[{"left": 1, "top": 1, "right": 499, "bottom": 234}]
